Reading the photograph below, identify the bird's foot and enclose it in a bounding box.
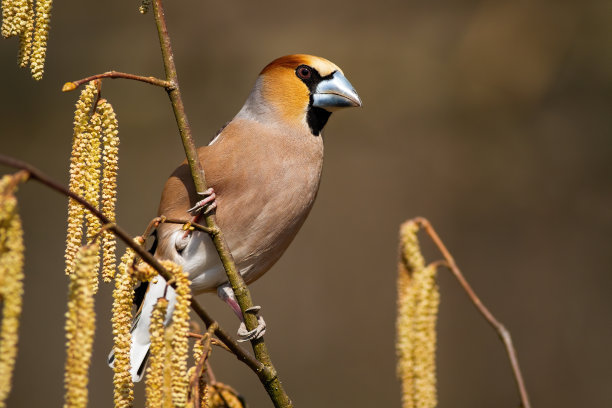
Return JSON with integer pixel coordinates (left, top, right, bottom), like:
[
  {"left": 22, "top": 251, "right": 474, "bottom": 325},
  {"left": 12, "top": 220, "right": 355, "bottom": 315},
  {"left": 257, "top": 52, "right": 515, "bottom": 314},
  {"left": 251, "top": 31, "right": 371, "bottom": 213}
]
[
  {"left": 237, "top": 306, "right": 266, "bottom": 342},
  {"left": 187, "top": 187, "right": 217, "bottom": 216}
]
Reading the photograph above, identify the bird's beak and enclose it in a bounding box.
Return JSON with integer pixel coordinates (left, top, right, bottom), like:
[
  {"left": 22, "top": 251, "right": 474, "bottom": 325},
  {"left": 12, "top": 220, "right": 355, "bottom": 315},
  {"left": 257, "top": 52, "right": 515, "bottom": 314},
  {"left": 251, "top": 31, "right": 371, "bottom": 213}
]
[{"left": 312, "top": 71, "right": 362, "bottom": 111}]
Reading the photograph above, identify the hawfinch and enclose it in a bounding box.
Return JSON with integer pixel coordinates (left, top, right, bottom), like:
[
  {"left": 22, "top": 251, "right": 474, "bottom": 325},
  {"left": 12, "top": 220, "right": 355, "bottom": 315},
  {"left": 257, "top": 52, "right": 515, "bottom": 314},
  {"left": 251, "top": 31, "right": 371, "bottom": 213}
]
[{"left": 117, "top": 54, "right": 361, "bottom": 381}]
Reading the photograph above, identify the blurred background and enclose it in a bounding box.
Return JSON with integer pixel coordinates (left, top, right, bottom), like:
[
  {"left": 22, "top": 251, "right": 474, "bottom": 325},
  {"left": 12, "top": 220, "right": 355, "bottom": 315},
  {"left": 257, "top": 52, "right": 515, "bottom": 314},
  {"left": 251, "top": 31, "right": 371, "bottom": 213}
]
[{"left": 1, "top": 0, "right": 611, "bottom": 406}]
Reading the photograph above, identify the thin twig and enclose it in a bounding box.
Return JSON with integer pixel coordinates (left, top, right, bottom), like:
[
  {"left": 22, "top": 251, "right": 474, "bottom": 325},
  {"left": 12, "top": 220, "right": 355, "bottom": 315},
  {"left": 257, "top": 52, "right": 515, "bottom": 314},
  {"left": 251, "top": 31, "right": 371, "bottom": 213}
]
[
  {"left": 141, "top": 216, "right": 165, "bottom": 241},
  {"left": 160, "top": 217, "right": 219, "bottom": 235},
  {"left": 211, "top": 338, "right": 232, "bottom": 353},
  {"left": 190, "top": 323, "right": 216, "bottom": 389},
  {"left": 149, "top": 0, "right": 291, "bottom": 406},
  {"left": 189, "top": 323, "right": 217, "bottom": 408},
  {"left": 414, "top": 217, "right": 531, "bottom": 408},
  {"left": 62, "top": 71, "right": 173, "bottom": 92},
  {"left": 0, "top": 154, "right": 264, "bottom": 376}
]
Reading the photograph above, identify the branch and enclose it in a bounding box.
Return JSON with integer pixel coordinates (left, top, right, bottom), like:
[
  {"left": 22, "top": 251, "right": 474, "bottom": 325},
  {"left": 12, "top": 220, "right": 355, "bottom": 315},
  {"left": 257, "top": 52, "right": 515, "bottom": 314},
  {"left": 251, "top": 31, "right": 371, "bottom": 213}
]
[
  {"left": 149, "top": 1, "right": 292, "bottom": 406},
  {"left": 413, "top": 217, "right": 531, "bottom": 408},
  {"left": 62, "top": 71, "right": 173, "bottom": 92},
  {"left": 0, "top": 154, "right": 263, "bottom": 376}
]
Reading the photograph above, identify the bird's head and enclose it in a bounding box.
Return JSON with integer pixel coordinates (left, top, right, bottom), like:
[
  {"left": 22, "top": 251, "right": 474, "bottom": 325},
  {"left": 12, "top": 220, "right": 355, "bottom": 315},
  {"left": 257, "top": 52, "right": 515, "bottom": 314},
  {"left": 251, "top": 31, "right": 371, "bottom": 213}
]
[{"left": 237, "top": 54, "right": 361, "bottom": 136}]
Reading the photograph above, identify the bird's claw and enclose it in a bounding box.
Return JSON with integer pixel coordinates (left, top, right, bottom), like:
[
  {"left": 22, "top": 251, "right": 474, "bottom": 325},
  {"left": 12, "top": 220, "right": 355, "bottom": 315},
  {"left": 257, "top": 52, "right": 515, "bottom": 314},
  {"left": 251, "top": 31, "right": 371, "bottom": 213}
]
[
  {"left": 187, "top": 187, "right": 217, "bottom": 215},
  {"left": 237, "top": 306, "right": 266, "bottom": 342}
]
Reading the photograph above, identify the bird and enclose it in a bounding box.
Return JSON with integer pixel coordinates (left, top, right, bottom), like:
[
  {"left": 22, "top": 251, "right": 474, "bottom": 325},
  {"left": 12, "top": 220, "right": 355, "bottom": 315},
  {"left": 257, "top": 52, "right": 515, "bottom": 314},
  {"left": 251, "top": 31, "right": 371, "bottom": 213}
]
[{"left": 115, "top": 54, "right": 361, "bottom": 382}]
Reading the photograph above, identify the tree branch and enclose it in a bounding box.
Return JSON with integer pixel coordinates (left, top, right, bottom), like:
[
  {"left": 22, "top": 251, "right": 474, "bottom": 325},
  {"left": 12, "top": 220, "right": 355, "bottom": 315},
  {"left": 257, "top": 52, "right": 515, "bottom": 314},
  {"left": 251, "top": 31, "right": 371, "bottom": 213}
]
[
  {"left": 0, "top": 153, "right": 263, "bottom": 376},
  {"left": 413, "top": 217, "right": 531, "bottom": 408},
  {"left": 62, "top": 71, "right": 173, "bottom": 92},
  {"left": 149, "top": 1, "right": 292, "bottom": 406}
]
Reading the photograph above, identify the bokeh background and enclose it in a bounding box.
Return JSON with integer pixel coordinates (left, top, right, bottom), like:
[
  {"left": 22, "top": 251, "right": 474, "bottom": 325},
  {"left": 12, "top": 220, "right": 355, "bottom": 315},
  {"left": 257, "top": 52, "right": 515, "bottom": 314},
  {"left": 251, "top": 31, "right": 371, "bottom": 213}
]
[{"left": 1, "top": 0, "right": 611, "bottom": 406}]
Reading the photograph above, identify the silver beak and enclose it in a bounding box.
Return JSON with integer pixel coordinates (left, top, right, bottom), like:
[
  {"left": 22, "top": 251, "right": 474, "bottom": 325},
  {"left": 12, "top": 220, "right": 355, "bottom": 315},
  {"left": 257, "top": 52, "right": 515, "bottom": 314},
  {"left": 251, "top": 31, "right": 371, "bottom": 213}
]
[{"left": 312, "top": 71, "right": 362, "bottom": 111}]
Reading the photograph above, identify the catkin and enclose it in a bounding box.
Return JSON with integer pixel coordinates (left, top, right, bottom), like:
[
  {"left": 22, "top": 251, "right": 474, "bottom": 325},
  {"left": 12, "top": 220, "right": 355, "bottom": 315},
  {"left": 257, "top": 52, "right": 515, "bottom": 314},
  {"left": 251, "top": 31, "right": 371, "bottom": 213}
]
[
  {"left": 11, "top": 0, "right": 27, "bottom": 35},
  {"left": 63, "top": 244, "right": 98, "bottom": 408},
  {"left": 189, "top": 330, "right": 214, "bottom": 407},
  {"left": 191, "top": 338, "right": 207, "bottom": 407},
  {"left": 65, "top": 81, "right": 98, "bottom": 276},
  {"left": 138, "top": 0, "right": 151, "bottom": 14},
  {"left": 111, "top": 246, "right": 138, "bottom": 408},
  {"left": 164, "top": 261, "right": 191, "bottom": 408},
  {"left": 1, "top": 0, "right": 28, "bottom": 38},
  {"left": 97, "top": 99, "right": 119, "bottom": 282},
  {"left": 0, "top": 176, "right": 25, "bottom": 408},
  {"left": 204, "top": 383, "right": 245, "bottom": 408},
  {"left": 2, "top": 0, "right": 39, "bottom": 75},
  {"left": 29, "top": 0, "right": 52, "bottom": 80},
  {"left": 1, "top": 0, "right": 18, "bottom": 37},
  {"left": 17, "top": 0, "right": 33, "bottom": 67},
  {"left": 160, "top": 326, "right": 175, "bottom": 408},
  {"left": 83, "top": 112, "right": 102, "bottom": 293},
  {"left": 146, "top": 297, "right": 168, "bottom": 408},
  {"left": 65, "top": 84, "right": 120, "bottom": 289},
  {"left": 397, "top": 221, "right": 439, "bottom": 408}
]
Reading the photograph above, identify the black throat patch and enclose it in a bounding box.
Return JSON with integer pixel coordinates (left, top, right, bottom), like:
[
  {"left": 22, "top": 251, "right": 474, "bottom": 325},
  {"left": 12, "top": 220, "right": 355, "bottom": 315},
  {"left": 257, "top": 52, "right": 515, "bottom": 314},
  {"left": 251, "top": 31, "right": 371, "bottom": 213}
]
[
  {"left": 306, "top": 105, "right": 331, "bottom": 136},
  {"left": 296, "top": 65, "right": 335, "bottom": 136}
]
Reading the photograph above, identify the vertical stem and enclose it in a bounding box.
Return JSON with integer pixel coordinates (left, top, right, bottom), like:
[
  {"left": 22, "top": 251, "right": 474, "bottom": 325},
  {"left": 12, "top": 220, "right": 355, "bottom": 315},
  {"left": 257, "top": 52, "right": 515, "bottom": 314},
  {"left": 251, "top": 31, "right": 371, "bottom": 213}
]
[
  {"left": 414, "top": 217, "right": 531, "bottom": 408},
  {"left": 151, "top": 0, "right": 206, "bottom": 191},
  {"left": 150, "top": 1, "right": 292, "bottom": 406}
]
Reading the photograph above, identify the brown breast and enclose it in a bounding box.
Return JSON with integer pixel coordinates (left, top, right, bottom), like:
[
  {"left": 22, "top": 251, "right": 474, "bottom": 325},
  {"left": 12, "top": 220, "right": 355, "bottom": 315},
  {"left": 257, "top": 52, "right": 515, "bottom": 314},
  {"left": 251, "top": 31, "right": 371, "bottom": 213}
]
[{"left": 157, "top": 118, "right": 324, "bottom": 284}]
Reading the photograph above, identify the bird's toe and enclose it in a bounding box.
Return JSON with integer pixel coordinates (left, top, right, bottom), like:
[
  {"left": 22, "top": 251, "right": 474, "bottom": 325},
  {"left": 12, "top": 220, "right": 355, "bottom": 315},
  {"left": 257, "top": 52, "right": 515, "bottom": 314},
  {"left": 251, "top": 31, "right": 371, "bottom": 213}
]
[
  {"left": 237, "top": 315, "right": 266, "bottom": 342},
  {"left": 187, "top": 187, "right": 217, "bottom": 215}
]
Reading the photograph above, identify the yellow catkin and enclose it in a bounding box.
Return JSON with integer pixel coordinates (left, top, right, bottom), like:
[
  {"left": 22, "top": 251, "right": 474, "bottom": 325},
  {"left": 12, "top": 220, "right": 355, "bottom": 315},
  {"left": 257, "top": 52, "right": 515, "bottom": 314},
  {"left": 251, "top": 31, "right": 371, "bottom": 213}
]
[
  {"left": 204, "top": 383, "right": 244, "bottom": 408},
  {"left": 111, "top": 246, "right": 138, "bottom": 408},
  {"left": 17, "top": 0, "right": 33, "bottom": 67},
  {"left": 83, "top": 112, "right": 102, "bottom": 293},
  {"left": 97, "top": 99, "right": 119, "bottom": 282},
  {"left": 397, "top": 221, "right": 439, "bottom": 408},
  {"left": 193, "top": 338, "right": 206, "bottom": 406},
  {"left": 411, "top": 264, "right": 438, "bottom": 408},
  {"left": 1, "top": 0, "right": 18, "bottom": 37},
  {"left": 65, "top": 88, "right": 119, "bottom": 289},
  {"left": 138, "top": 0, "right": 151, "bottom": 14},
  {"left": 11, "top": 0, "right": 27, "bottom": 34},
  {"left": 397, "top": 265, "right": 415, "bottom": 408},
  {"left": 159, "top": 260, "right": 192, "bottom": 408},
  {"left": 162, "top": 326, "right": 175, "bottom": 408},
  {"left": 65, "top": 81, "right": 98, "bottom": 276},
  {"left": 146, "top": 297, "right": 168, "bottom": 408},
  {"left": 65, "top": 82, "right": 98, "bottom": 274},
  {"left": 190, "top": 333, "right": 212, "bottom": 407},
  {"left": 29, "top": 0, "right": 52, "bottom": 80},
  {"left": 83, "top": 112, "right": 102, "bottom": 237},
  {"left": 63, "top": 244, "right": 98, "bottom": 408},
  {"left": 0, "top": 176, "right": 25, "bottom": 408},
  {"left": 1, "top": 0, "right": 28, "bottom": 38}
]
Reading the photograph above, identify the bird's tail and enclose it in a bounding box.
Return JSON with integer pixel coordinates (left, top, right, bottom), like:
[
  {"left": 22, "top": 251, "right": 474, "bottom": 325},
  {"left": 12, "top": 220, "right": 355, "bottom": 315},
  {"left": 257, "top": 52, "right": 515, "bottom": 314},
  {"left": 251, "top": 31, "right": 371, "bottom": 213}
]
[{"left": 107, "top": 275, "right": 176, "bottom": 382}]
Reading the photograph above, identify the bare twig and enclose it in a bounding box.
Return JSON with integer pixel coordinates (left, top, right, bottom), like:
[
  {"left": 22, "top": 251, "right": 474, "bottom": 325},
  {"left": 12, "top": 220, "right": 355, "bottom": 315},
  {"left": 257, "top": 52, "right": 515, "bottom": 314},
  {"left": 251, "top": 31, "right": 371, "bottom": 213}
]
[
  {"left": 413, "top": 217, "right": 531, "bottom": 408},
  {"left": 189, "top": 323, "right": 217, "bottom": 408},
  {"left": 149, "top": 0, "right": 292, "bottom": 406},
  {"left": 62, "top": 71, "right": 173, "bottom": 92},
  {"left": 161, "top": 217, "right": 219, "bottom": 236},
  {"left": 0, "top": 154, "right": 263, "bottom": 376},
  {"left": 190, "top": 323, "right": 216, "bottom": 389}
]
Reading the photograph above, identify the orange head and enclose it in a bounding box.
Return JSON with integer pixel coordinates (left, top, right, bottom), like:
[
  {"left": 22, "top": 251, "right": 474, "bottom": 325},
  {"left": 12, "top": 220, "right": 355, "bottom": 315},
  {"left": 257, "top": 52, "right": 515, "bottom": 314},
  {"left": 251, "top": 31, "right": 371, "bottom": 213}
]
[{"left": 237, "top": 54, "right": 361, "bottom": 135}]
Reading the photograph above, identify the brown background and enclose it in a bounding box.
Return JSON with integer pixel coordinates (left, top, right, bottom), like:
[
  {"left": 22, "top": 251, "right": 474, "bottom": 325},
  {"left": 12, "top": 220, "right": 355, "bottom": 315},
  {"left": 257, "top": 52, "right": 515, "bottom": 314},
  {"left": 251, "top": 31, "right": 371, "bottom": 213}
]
[{"left": 1, "top": 0, "right": 611, "bottom": 407}]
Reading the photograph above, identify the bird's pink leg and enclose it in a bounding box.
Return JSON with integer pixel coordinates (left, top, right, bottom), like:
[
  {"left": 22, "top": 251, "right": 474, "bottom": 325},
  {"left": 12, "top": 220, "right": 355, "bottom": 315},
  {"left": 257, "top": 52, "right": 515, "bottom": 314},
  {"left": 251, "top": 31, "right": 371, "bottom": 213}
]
[
  {"left": 188, "top": 187, "right": 217, "bottom": 216},
  {"left": 217, "top": 284, "right": 266, "bottom": 342},
  {"left": 182, "top": 187, "right": 217, "bottom": 239}
]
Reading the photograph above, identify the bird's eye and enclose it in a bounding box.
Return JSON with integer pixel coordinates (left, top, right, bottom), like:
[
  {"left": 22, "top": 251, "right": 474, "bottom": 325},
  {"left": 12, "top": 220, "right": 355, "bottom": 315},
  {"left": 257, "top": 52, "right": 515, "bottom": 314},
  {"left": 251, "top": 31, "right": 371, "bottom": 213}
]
[{"left": 296, "top": 65, "right": 312, "bottom": 80}]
